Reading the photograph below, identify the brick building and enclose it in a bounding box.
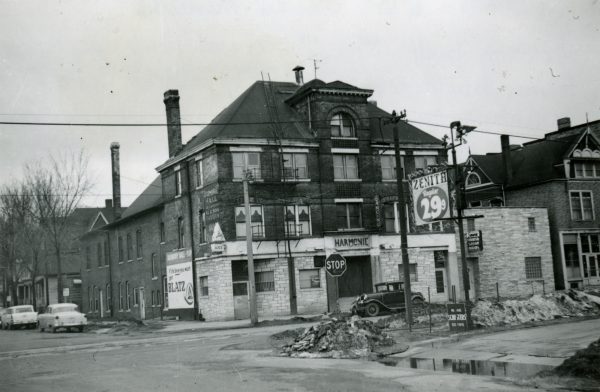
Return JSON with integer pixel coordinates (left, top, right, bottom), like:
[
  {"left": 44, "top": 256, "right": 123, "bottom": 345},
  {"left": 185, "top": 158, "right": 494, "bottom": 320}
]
[{"left": 463, "top": 118, "right": 600, "bottom": 290}]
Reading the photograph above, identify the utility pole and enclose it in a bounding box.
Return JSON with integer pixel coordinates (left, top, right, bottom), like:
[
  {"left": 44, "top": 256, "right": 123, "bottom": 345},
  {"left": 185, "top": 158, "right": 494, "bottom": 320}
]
[
  {"left": 243, "top": 171, "right": 258, "bottom": 326},
  {"left": 391, "top": 110, "right": 413, "bottom": 330},
  {"left": 449, "top": 121, "right": 476, "bottom": 330}
]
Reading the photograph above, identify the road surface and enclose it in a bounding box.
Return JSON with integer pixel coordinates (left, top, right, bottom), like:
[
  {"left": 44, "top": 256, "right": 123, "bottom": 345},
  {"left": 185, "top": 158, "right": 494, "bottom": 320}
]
[{"left": 1, "top": 318, "right": 598, "bottom": 391}]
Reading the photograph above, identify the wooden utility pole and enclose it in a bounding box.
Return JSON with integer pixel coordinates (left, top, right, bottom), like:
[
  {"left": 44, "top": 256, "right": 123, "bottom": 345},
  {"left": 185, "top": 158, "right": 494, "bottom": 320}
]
[
  {"left": 391, "top": 111, "right": 413, "bottom": 330},
  {"left": 243, "top": 171, "right": 258, "bottom": 326}
]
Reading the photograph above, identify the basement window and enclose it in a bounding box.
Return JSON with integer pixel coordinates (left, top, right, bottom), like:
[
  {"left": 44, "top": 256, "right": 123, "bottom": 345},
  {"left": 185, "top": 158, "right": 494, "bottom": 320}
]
[{"left": 525, "top": 257, "right": 542, "bottom": 279}]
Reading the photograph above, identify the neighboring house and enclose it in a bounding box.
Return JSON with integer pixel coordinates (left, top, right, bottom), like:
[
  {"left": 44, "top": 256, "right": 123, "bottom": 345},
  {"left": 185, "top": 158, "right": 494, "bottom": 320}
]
[
  {"left": 463, "top": 117, "right": 600, "bottom": 290},
  {"left": 15, "top": 203, "right": 122, "bottom": 311}
]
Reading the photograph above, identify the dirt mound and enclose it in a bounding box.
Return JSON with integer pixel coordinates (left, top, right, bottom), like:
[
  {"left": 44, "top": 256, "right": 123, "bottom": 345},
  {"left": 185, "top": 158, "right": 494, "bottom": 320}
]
[
  {"left": 472, "top": 290, "right": 600, "bottom": 328},
  {"left": 554, "top": 337, "right": 600, "bottom": 380},
  {"left": 280, "top": 316, "right": 394, "bottom": 359}
]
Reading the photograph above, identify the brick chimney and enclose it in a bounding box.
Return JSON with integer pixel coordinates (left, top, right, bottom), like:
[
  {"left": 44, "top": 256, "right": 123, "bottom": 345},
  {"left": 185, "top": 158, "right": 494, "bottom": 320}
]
[
  {"left": 105, "top": 199, "right": 113, "bottom": 208},
  {"left": 110, "top": 142, "right": 121, "bottom": 209},
  {"left": 164, "top": 89, "right": 182, "bottom": 157},
  {"left": 501, "top": 135, "right": 512, "bottom": 185},
  {"left": 557, "top": 117, "right": 571, "bottom": 130},
  {"left": 293, "top": 66, "right": 304, "bottom": 86}
]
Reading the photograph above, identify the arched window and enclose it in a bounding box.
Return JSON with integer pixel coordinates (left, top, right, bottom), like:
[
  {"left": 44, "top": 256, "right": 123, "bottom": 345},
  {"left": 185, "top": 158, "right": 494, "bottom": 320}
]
[
  {"left": 465, "top": 172, "right": 481, "bottom": 188},
  {"left": 330, "top": 113, "right": 355, "bottom": 137}
]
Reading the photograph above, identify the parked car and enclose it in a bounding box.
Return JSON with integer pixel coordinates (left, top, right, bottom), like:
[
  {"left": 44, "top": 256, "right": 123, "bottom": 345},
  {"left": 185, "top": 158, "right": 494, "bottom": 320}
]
[
  {"left": 0, "top": 307, "right": 7, "bottom": 329},
  {"left": 1, "top": 305, "right": 38, "bottom": 329},
  {"left": 351, "top": 281, "right": 425, "bottom": 317},
  {"left": 38, "top": 303, "right": 87, "bottom": 333}
]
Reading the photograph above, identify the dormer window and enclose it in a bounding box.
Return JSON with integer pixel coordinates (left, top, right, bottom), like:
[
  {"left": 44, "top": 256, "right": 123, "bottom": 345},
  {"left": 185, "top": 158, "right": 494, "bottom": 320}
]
[
  {"left": 465, "top": 172, "right": 482, "bottom": 188},
  {"left": 330, "top": 113, "right": 355, "bottom": 138}
]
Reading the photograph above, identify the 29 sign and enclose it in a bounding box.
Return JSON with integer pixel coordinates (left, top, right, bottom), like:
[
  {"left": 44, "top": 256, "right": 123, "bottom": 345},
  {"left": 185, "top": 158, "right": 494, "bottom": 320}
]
[{"left": 411, "top": 171, "right": 451, "bottom": 226}]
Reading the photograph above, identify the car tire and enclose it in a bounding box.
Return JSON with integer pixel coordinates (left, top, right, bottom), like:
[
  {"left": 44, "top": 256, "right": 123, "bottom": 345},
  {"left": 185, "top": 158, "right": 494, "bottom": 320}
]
[
  {"left": 365, "top": 303, "right": 380, "bottom": 317},
  {"left": 77, "top": 326, "right": 84, "bottom": 333}
]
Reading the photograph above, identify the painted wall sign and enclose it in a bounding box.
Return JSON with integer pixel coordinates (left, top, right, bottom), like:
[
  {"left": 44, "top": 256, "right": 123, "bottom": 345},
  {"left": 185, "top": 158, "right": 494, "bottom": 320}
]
[
  {"left": 166, "top": 249, "right": 194, "bottom": 309},
  {"left": 411, "top": 170, "right": 450, "bottom": 226},
  {"left": 334, "top": 236, "right": 370, "bottom": 249}
]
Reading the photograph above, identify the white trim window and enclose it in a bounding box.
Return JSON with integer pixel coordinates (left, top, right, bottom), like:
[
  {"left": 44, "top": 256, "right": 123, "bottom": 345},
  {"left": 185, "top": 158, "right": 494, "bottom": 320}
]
[
  {"left": 199, "top": 276, "right": 209, "bottom": 297},
  {"left": 177, "top": 217, "right": 185, "bottom": 249},
  {"left": 284, "top": 205, "right": 311, "bottom": 237},
  {"left": 282, "top": 153, "right": 308, "bottom": 179},
  {"left": 199, "top": 210, "right": 207, "bottom": 244},
  {"left": 384, "top": 202, "right": 410, "bottom": 233},
  {"left": 414, "top": 155, "right": 437, "bottom": 170},
  {"left": 336, "top": 202, "right": 362, "bottom": 230},
  {"left": 333, "top": 154, "right": 359, "bottom": 180},
  {"left": 232, "top": 152, "right": 261, "bottom": 179},
  {"left": 570, "top": 191, "right": 594, "bottom": 221},
  {"left": 151, "top": 253, "right": 158, "bottom": 279},
  {"left": 133, "top": 288, "right": 139, "bottom": 307},
  {"left": 118, "top": 282, "right": 123, "bottom": 311},
  {"left": 235, "top": 206, "right": 265, "bottom": 238},
  {"left": 330, "top": 113, "right": 355, "bottom": 138},
  {"left": 175, "top": 168, "right": 182, "bottom": 197},
  {"left": 195, "top": 159, "right": 204, "bottom": 188},
  {"left": 381, "top": 155, "right": 404, "bottom": 180}
]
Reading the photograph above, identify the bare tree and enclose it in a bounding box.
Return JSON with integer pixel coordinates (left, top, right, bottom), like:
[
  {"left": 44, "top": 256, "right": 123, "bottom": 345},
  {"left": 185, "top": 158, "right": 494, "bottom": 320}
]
[{"left": 27, "top": 150, "right": 93, "bottom": 303}]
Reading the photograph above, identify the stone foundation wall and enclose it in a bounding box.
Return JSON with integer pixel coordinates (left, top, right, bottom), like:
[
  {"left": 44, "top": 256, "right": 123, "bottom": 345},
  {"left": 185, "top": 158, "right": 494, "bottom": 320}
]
[{"left": 294, "top": 256, "right": 328, "bottom": 314}]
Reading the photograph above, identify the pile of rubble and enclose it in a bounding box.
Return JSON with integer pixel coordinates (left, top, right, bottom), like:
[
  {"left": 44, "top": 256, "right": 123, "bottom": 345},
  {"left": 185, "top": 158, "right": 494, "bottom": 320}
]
[
  {"left": 472, "top": 290, "right": 600, "bottom": 328},
  {"left": 554, "top": 337, "right": 600, "bottom": 380},
  {"left": 280, "top": 316, "right": 394, "bottom": 359}
]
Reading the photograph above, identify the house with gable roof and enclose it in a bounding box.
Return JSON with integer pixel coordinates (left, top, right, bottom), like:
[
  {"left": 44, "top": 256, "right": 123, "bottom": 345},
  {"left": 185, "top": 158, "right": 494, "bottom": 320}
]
[{"left": 463, "top": 117, "right": 600, "bottom": 290}]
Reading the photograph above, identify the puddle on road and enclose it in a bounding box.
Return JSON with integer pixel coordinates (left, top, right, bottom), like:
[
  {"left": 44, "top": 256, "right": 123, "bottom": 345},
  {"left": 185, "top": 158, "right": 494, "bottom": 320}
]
[{"left": 379, "top": 356, "right": 554, "bottom": 379}]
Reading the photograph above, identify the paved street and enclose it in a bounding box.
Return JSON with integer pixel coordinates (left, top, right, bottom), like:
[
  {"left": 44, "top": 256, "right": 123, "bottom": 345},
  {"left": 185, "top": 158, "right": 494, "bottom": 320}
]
[{"left": 1, "top": 318, "right": 598, "bottom": 392}]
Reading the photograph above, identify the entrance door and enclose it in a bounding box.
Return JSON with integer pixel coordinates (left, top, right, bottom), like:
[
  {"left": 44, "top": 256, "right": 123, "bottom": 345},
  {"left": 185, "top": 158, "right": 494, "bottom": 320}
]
[
  {"left": 139, "top": 288, "right": 146, "bottom": 320},
  {"left": 233, "top": 281, "right": 250, "bottom": 320},
  {"left": 99, "top": 290, "right": 104, "bottom": 318},
  {"left": 337, "top": 256, "right": 373, "bottom": 297}
]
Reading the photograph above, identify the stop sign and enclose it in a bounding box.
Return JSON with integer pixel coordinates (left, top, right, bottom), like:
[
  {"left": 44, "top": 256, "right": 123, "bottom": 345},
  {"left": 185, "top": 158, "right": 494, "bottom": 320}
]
[{"left": 325, "top": 253, "right": 347, "bottom": 277}]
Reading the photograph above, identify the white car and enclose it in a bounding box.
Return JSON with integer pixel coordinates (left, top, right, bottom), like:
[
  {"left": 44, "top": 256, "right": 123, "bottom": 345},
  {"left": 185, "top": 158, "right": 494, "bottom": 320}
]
[
  {"left": 1, "top": 305, "right": 38, "bottom": 330},
  {"left": 38, "top": 303, "right": 87, "bottom": 333}
]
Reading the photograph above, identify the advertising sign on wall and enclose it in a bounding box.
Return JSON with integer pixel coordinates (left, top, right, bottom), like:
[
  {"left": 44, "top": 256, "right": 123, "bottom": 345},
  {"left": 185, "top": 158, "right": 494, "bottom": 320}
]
[
  {"left": 166, "top": 249, "right": 194, "bottom": 309},
  {"left": 411, "top": 170, "right": 450, "bottom": 226}
]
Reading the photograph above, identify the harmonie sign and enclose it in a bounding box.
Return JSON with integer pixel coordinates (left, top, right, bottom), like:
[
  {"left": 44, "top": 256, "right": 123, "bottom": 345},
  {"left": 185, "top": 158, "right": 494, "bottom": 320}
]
[{"left": 411, "top": 170, "right": 450, "bottom": 226}]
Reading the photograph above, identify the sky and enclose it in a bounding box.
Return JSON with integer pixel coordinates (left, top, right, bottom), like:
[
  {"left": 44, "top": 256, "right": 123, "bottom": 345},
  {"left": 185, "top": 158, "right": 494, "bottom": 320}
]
[{"left": 1, "top": 0, "right": 599, "bottom": 207}]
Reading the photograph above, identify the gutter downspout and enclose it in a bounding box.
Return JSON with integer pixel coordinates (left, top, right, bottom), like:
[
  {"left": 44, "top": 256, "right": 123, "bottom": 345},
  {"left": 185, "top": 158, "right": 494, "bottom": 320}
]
[{"left": 185, "top": 160, "right": 200, "bottom": 320}]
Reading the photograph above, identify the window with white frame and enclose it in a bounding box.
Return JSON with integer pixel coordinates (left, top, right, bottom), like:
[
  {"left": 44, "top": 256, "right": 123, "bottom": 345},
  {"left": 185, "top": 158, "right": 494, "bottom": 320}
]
[
  {"left": 528, "top": 217, "right": 536, "bottom": 232},
  {"left": 255, "top": 271, "right": 275, "bottom": 292},
  {"left": 199, "top": 276, "right": 209, "bottom": 297},
  {"left": 330, "top": 113, "right": 355, "bottom": 137},
  {"left": 235, "top": 206, "right": 265, "bottom": 238},
  {"left": 282, "top": 153, "right": 308, "bottom": 179},
  {"left": 381, "top": 155, "right": 404, "bottom": 180},
  {"left": 570, "top": 191, "right": 594, "bottom": 221},
  {"left": 157, "top": 289, "right": 161, "bottom": 308},
  {"left": 118, "top": 282, "right": 123, "bottom": 310},
  {"left": 133, "top": 288, "right": 139, "bottom": 307},
  {"left": 465, "top": 172, "right": 481, "bottom": 188},
  {"left": 106, "top": 284, "right": 111, "bottom": 311},
  {"left": 336, "top": 203, "right": 362, "bottom": 230},
  {"left": 284, "top": 205, "right": 311, "bottom": 236},
  {"left": 232, "top": 152, "right": 261, "bottom": 179},
  {"left": 333, "top": 155, "right": 359, "bottom": 180},
  {"left": 299, "top": 269, "right": 321, "bottom": 289},
  {"left": 126, "top": 281, "right": 131, "bottom": 310},
  {"left": 195, "top": 159, "right": 204, "bottom": 188},
  {"left": 414, "top": 155, "right": 437, "bottom": 170},
  {"left": 524, "top": 257, "right": 542, "bottom": 279},
  {"left": 151, "top": 290, "right": 155, "bottom": 306},
  {"left": 126, "top": 233, "right": 132, "bottom": 261},
  {"left": 398, "top": 263, "right": 418, "bottom": 282},
  {"left": 384, "top": 202, "right": 409, "bottom": 233},
  {"left": 175, "top": 168, "right": 182, "bottom": 196}
]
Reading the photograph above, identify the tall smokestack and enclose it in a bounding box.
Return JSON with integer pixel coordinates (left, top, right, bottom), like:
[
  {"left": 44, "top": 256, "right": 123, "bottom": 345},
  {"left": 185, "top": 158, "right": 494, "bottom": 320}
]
[
  {"left": 500, "top": 135, "right": 512, "bottom": 186},
  {"left": 163, "top": 89, "right": 182, "bottom": 157},
  {"left": 110, "top": 142, "right": 121, "bottom": 209}
]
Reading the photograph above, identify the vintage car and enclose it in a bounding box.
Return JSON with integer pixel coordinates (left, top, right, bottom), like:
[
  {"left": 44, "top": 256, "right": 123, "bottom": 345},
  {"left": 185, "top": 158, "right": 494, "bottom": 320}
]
[
  {"left": 1, "top": 305, "right": 38, "bottom": 329},
  {"left": 351, "top": 281, "right": 425, "bottom": 317},
  {"left": 38, "top": 303, "right": 87, "bottom": 333}
]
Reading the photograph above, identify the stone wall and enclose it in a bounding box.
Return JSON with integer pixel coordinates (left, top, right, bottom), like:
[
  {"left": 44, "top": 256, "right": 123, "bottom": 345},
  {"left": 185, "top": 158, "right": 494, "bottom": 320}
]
[
  {"left": 459, "top": 207, "right": 555, "bottom": 299},
  {"left": 294, "top": 256, "right": 328, "bottom": 314},
  {"left": 196, "top": 258, "right": 234, "bottom": 321},
  {"left": 254, "top": 258, "right": 290, "bottom": 318}
]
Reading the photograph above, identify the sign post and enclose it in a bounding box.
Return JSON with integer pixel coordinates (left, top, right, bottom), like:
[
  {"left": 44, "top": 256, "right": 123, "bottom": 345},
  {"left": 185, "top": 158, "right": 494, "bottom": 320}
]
[
  {"left": 447, "top": 303, "right": 468, "bottom": 332},
  {"left": 325, "top": 253, "right": 347, "bottom": 277}
]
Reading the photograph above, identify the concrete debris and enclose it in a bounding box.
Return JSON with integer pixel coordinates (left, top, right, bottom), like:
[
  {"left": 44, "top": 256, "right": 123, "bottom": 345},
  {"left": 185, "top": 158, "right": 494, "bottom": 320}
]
[
  {"left": 472, "top": 290, "right": 600, "bottom": 328},
  {"left": 280, "top": 315, "right": 394, "bottom": 359}
]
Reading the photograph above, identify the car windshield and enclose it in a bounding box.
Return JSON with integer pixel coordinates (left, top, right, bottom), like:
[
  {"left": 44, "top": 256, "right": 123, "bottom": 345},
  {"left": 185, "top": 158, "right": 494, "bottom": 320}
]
[
  {"left": 15, "top": 307, "right": 34, "bottom": 313},
  {"left": 53, "top": 305, "right": 78, "bottom": 313}
]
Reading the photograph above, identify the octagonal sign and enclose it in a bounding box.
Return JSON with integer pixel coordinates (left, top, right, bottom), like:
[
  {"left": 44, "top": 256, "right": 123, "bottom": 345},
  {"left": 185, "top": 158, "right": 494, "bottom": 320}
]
[{"left": 325, "top": 253, "right": 347, "bottom": 277}]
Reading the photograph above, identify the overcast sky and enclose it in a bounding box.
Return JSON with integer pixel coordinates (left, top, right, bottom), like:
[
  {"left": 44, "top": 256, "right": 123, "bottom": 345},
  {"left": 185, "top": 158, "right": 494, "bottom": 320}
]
[{"left": 1, "top": 1, "right": 599, "bottom": 207}]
